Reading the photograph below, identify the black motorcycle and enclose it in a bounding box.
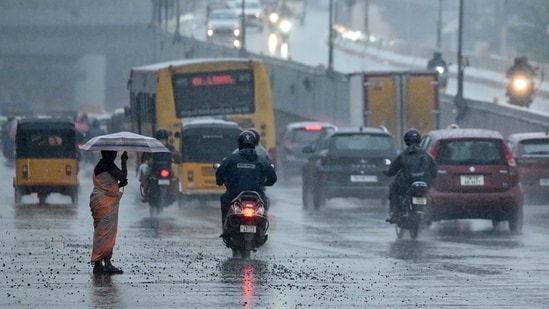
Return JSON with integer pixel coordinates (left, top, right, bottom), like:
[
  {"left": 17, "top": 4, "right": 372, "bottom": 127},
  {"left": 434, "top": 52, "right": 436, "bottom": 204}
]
[
  {"left": 506, "top": 72, "right": 535, "bottom": 107},
  {"left": 143, "top": 152, "right": 178, "bottom": 216},
  {"left": 388, "top": 181, "right": 430, "bottom": 240},
  {"left": 223, "top": 190, "right": 269, "bottom": 259}
]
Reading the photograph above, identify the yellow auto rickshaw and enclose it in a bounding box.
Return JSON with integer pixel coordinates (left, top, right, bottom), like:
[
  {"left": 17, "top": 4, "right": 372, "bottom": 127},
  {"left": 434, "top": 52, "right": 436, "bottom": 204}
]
[{"left": 13, "top": 118, "right": 80, "bottom": 204}]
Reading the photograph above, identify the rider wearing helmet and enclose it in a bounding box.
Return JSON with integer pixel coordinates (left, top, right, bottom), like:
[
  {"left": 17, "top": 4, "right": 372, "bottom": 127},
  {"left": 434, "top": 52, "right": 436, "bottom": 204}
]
[
  {"left": 232, "top": 127, "right": 274, "bottom": 164},
  {"left": 506, "top": 56, "right": 536, "bottom": 78},
  {"left": 383, "top": 129, "right": 437, "bottom": 223},
  {"left": 216, "top": 130, "right": 277, "bottom": 241}
]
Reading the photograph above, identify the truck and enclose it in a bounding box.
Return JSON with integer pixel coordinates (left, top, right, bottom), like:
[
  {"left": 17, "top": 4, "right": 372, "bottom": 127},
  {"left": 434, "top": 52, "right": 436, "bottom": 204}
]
[{"left": 349, "top": 71, "right": 440, "bottom": 148}]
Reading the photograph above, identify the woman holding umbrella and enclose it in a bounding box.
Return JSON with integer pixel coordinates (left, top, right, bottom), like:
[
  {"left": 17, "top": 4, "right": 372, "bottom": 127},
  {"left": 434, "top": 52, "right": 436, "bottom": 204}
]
[
  {"left": 89, "top": 150, "right": 128, "bottom": 274},
  {"left": 82, "top": 131, "right": 170, "bottom": 273}
]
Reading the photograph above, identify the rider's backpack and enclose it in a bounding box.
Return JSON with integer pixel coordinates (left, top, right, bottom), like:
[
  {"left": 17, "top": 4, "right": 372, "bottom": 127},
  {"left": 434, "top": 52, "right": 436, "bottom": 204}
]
[{"left": 401, "top": 151, "right": 432, "bottom": 184}]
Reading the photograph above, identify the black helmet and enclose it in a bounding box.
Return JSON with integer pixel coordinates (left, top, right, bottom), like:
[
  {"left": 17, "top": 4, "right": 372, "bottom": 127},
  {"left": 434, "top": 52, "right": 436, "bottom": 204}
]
[
  {"left": 404, "top": 128, "right": 421, "bottom": 146},
  {"left": 238, "top": 130, "right": 256, "bottom": 149},
  {"left": 248, "top": 128, "right": 260, "bottom": 146},
  {"left": 155, "top": 129, "right": 169, "bottom": 140}
]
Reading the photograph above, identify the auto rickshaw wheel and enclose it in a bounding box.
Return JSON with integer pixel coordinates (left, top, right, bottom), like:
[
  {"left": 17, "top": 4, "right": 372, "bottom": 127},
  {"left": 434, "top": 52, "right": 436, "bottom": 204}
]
[
  {"left": 70, "top": 189, "right": 79, "bottom": 205},
  {"left": 14, "top": 188, "right": 22, "bottom": 204}
]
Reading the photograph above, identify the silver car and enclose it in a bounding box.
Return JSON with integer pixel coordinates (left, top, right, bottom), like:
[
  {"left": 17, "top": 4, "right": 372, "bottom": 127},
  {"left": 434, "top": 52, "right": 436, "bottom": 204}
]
[{"left": 206, "top": 8, "right": 241, "bottom": 44}]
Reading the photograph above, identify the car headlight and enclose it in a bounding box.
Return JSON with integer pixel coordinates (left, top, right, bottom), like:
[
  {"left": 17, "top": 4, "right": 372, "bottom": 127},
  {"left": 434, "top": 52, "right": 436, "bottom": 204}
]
[{"left": 269, "top": 12, "right": 279, "bottom": 23}]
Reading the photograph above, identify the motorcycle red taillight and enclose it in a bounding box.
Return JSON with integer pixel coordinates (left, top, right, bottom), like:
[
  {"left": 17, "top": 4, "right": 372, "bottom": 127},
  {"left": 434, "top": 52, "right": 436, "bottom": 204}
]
[
  {"left": 159, "top": 168, "right": 171, "bottom": 178},
  {"left": 242, "top": 206, "right": 256, "bottom": 218}
]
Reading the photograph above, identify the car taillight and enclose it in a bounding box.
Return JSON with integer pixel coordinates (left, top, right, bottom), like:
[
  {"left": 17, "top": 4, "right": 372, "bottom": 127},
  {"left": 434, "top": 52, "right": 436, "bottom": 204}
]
[
  {"left": 242, "top": 207, "right": 256, "bottom": 218},
  {"left": 159, "top": 168, "right": 171, "bottom": 178},
  {"left": 187, "top": 170, "right": 194, "bottom": 182},
  {"left": 305, "top": 124, "right": 323, "bottom": 131},
  {"left": 503, "top": 144, "right": 516, "bottom": 167},
  {"left": 22, "top": 165, "right": 29, "bottom": 179},
  {"left": 65, "top": 165, "right": 72, "bottom": 176}
]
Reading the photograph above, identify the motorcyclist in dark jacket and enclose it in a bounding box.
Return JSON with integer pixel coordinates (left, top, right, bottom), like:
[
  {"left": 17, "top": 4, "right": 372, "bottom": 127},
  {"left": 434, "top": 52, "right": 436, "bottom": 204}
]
[
  {"left": 427, "top": 51, "right": 449, "bottom": 89},
  {"left": 427, "top": 51, "right": 447, "bottom": 72},
  {"left": 216, "top": 130, "right": 277, "bottom": 238},
  {"left": 506, "top": 56, "right": 536, "bottom": 78},
  {"left": 140, "top": 129, "right": 180, "bottom": 202},
  {"left": 383, "top": 129, "right": 437, "bottom": 223}
]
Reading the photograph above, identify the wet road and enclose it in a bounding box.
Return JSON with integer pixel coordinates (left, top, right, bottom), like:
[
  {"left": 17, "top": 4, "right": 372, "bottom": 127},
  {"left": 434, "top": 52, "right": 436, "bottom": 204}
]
[{"left": 2, "top": 160, "right": 549, "bottom": 308}]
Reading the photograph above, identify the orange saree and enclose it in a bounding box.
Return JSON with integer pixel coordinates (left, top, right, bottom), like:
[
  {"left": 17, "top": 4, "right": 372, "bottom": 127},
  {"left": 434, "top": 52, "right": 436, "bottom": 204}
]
[{"left": 90, "top": 172, "right": 123, "bottom": 263}]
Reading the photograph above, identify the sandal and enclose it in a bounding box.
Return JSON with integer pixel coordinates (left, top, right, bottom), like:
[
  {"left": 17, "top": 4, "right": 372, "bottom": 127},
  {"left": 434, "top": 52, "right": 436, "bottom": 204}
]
[
  {"left": 107, "top": 266, "right": 124, "bottom": 274},
  {"left": 93, "top": 265, "right": 108, "bottom": 274}
]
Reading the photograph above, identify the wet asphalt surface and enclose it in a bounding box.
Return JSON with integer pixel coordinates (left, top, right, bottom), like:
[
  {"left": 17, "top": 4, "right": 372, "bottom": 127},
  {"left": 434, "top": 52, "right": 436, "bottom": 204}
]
[{"left": 2, "top": 160, "right": 549, "bottom": 308}]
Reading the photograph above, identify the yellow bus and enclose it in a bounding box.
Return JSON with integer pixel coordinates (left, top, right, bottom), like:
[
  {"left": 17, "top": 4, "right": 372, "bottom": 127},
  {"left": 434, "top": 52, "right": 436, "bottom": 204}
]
[{"left": 127, "top": 58, "right": 276, "bottom": 201}]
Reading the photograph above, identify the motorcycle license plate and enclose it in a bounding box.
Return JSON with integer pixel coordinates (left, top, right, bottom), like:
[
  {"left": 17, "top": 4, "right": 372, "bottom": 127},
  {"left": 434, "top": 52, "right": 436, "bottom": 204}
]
[
  {"left": 158, "top": 179, "right": 170, "bottom": 185},
  {"left": 412, "top": 197, "right": 427, "bottom": 205},
  {"left": 240, "top": 225, "right": 256, "bottom": 233}
]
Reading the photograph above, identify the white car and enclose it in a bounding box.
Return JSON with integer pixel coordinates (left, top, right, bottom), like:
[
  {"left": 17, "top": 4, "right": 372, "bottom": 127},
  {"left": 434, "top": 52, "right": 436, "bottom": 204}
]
[
  {"left": 206, "top": 8, "right": 241, "bottom": 42},
  {"left": 231, "top": 0, "right": 264, "bottom": 31}
]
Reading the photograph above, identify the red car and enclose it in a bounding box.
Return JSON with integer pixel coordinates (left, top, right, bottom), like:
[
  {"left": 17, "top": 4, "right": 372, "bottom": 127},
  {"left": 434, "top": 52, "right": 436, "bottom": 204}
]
[
  {"left": 506, "top": 132, "right": 549, "bottom": 204},
  {"left": 421, "top": 128, "right": 523, "bottom": 232}
]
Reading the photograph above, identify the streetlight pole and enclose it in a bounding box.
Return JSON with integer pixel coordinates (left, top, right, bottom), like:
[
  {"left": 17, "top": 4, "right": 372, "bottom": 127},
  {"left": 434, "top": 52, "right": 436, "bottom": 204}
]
[
  {"left": 455, "top": 0, "right": 466, "bottom": 123},
  {"left": 327, "top": 0, "right": 334, "bottom": 73},
  {"left": 436, "top": 0, "right": 442, "bottom": 49},
  {"left": 240, "top": 0, "right": 246, "bottom": 56}
]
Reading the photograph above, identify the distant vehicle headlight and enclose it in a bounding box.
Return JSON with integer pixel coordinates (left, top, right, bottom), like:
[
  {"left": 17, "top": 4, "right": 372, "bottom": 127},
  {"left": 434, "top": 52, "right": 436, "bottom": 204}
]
[
  {"left": 279, "top": 20, "right": 292, "bottom": 33},
  {"left": 435, "top": 66, "right": 446, "bottom": 74},
  {"left": 233, "top": 28, "right": 241, "bottom": 37},
  {"left": 269, "top": 12, "right": 279, "bottom": 23}
]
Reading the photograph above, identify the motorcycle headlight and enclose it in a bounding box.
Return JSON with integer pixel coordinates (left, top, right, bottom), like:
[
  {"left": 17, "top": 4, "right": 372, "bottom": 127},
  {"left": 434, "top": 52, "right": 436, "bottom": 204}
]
[
  {"left": 435, "top": 66, "right": 445, "bottom": 74},
  {"left": 279, "top": 20, "right": 292, "bottom": 33},
  {"left": 512, "top": 77, "right": 528, "bottom": 91}
]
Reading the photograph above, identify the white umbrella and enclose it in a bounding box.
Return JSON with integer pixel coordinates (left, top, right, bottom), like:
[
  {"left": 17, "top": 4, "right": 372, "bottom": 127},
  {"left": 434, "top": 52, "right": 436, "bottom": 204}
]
[{"left": 81, "top": 131, "right": 170, "bottom": 153}]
